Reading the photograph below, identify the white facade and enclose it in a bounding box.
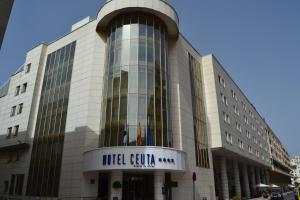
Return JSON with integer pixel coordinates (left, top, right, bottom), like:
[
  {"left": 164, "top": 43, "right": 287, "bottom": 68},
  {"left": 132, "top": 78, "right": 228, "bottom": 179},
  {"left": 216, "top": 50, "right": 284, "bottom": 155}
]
[
  {"left": 201, "top": 55, "right": 273, "bottom": 199},
  {"left": 202, "top": 55, "right": 271, "bottom": 166},
  {"left": 291, "top": 156, "right": 300, "bottom": 184}
]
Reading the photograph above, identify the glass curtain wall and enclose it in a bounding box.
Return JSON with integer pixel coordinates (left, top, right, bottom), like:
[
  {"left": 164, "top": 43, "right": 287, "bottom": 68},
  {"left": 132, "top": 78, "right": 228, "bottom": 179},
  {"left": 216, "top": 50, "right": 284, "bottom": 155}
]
[
  {"left": 26, "top": 41, "right": 76, "bottom": 197},
  {"left": 100, "top": 13, "right": 170, "bottom": 147},
  {"left": 188, "top": 53, "right": 210, "bottom": 168}
]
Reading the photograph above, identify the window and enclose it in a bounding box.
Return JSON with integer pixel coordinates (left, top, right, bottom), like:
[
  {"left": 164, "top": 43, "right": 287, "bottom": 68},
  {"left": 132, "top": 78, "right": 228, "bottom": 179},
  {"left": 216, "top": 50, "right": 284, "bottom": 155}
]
[
  {"left": 100, "top": 15, "right": 169, "bottom": 148},
  {"left": 238, "top": 139, "right": 244, "bottom": 149},
  {"left": 27, "top": 41, "right": 76, "bottom": 197},
  {"left": 248, "top": 145, "right": 253, "bottom": 153},
  {"left": 225, "top": 132, "right": 233, "bottom": 144},
  {"left": 231, "top": 89, "right": 237, "bottom": 101},
  {"left": 249, "top": 110, "right": 254, "bottom": 118},
  {"left": 189, "top": 53, "right": 210, "bottom": 168},
  {"left": 244, "top": 115, "right": 249, "bottom": 124},
  {"left": 221, "top": 93, "right": 228, "bottom": 105},
  {"left": 246, "top": 130, "right": 251, "bottom": 139},
  {"left": 241, "top": 101, "right": 246, "bottom": 110},
  {"left": 13, "top": 125, "right": 19, "bottom": 136},
  {"left": 223, "top": 112, "right": 230, "bottom": 124},
  {"left": 218, "top": 75, "right": 226, "bottom": 88},
  {"left": 21, "top": 83, "right": 27, "bottom": 93},
  {"left": 9, "top": 174, "right": 24, "bottom": 195},
  {"left": 233, "top": 105, "right": 239, "bottom": 115},
  {"left": 236, "top": 122, "right": 242, "bottom": 132},
  {"left": 256, "top": 150, "right": 260, "bottom": 157},
  {"left": 25, "top": 63, "right": 31, "bottom": 73},
  {"left": 254, "top": 137, "right": 258, "bottom": 144},
  {"left": 15, "top": 86, "right": 20, "bottom": 96},
  {"left": 7, "top": 127, "right": 12, "bottom": 138},
  {"left": 10, "top": 106, "right": 16, "bottom": 117},
  {"left": 17, "top": 103, "right": 23, "bottom": 114},
  {"left": 251, "top": 123, "right": 256, "bottom": 131}
]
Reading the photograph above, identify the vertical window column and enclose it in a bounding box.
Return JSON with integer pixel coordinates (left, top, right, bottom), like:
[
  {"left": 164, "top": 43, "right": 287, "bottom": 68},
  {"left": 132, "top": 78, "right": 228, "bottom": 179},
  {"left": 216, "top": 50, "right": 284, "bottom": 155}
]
[
  {"left": 101, "top": 14, "right": 169, "bottom": 148},
  {"left": 188, "top": 53, "right": 210, "bottom": 168},
  {"left": 26, "top": 41, "right": 76, "bottom": 197}
]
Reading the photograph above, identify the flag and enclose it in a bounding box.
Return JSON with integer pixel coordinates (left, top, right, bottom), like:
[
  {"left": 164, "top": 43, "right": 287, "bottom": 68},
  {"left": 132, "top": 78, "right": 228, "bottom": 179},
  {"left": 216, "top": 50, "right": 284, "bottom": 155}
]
[
  {"left": 147, "top": 125, "right": 152, "bottom": 146},
  {"left": 123, "top": 123, "right": 128, "bottom": 146},
  {"left": 137, "top": 122, "right": 142, "bottom": 145},
  {"left": 143, "top": 127, "right": 146, "bottom": 145}
]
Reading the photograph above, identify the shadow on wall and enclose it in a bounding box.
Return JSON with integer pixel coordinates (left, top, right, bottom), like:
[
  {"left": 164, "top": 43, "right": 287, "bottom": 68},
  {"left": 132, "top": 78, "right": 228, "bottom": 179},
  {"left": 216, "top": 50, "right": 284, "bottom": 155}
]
[
  {"left": 59, "top": 126, "right": 100, "bottom": 199},
  {"left": 0, "top": 131, "right": 30, "bottom": 152}
]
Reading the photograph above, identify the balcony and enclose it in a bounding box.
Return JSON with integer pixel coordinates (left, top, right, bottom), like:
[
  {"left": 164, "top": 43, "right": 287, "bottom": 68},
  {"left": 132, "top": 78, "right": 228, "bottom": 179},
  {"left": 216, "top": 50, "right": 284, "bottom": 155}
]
[{"left": 0, "top": 132, "right": 30, "bottom": 152}]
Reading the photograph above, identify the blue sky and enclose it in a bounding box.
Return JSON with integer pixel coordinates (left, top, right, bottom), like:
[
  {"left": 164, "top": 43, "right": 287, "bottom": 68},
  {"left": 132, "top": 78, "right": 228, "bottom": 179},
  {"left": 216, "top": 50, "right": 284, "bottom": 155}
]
[{"left": 0, "top": 0, "right": 299, "bottom": 155}]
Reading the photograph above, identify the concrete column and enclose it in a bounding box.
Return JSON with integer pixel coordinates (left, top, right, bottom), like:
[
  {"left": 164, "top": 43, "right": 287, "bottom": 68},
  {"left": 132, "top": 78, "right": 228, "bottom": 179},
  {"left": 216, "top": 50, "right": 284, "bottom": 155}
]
[
  {"left": 255, "top": 167, "right": 259, "bottom": 184},
  {"left": 242, "top": 163, "right": 251, "bottom": 199},
  {"left": 250, "top": 166, "right": 257, "bottom": 196},
  {"left": 233, "top": 160, "right": 241, "bottom": 198},
  {"left": 154, "top": 172, "right": 165, "bottom": 200},
  {"left": 266, "top": 170, "right": 270, "bottom": 184},
  {"left": 261, "top": 169, "right": 266, "bottom": 184},
  {"left": 221, "top": 157, "right": 230, "bottom": 200},
  {"left": 82, "top": 173, "right": 99, "bottom": 198},
  {"left": 110, "top": 171, "right": 123, "bottom": 200},
  {"left": 256, "top": 167, "right": 261, "bottom": 184}
]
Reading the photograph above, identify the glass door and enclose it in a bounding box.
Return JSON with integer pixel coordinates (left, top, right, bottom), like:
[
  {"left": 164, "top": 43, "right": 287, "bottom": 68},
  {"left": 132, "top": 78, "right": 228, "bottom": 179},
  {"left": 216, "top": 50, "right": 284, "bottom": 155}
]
[
  {"left": 122, "top": 173, "right": 154, "bottom": 200},
  {"left": 98, "top": 173, "right": 109, "bottom": 200}
]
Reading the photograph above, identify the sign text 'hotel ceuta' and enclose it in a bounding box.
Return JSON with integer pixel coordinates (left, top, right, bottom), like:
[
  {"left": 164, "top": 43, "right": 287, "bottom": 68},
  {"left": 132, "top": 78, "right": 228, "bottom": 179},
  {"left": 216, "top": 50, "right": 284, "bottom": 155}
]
[{"left": 83, "top": 147, "right": 187, "bottom": 172}]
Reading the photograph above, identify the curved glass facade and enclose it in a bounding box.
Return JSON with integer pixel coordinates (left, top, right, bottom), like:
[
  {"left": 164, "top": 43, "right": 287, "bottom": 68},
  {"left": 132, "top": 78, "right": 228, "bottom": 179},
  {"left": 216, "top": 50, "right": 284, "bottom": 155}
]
[{"left": 100, "top": 13, "right": 170, "bottom": 147}]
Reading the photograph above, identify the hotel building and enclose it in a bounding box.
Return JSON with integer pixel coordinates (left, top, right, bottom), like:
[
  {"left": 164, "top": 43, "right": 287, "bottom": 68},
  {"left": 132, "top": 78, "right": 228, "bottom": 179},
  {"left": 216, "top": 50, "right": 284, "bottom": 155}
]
[
  {"left": 202, "top": 55, "right": 272, "bottom": 199},
  {"left": 0, "top": 0, "right": 291, "bottom": 199}
]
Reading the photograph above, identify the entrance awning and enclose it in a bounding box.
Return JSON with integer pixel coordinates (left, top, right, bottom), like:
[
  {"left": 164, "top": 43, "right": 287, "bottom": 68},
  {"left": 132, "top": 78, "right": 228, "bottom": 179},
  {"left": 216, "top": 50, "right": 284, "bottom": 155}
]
[
  {"left": 271, "top": 184, "right": 280, "bottom": 188},
  {"left": 83, "top": 146, "right": 187, "bottom": 172},
  {"left": 256, "top": 183, "right": 270, "bottom": 188}
]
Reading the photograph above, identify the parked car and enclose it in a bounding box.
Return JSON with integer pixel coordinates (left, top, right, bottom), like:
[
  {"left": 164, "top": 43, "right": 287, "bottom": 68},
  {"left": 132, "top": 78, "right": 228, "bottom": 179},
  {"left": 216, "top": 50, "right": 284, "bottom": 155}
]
[{"left": 270, "top": 188, "right": 284, "bottom": 200}]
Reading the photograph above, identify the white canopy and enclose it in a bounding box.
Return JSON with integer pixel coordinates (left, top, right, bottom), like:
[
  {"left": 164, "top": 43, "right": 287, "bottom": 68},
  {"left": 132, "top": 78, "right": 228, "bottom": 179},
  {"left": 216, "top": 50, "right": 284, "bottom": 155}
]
[
  {"left": 271, "top": 184, "right": 280, "bottom": 188},
  {"left": 288, "top": 184, "right": 295, "bottom": 188},
  {"left": 256, "top": 183, "right": 270, "bottom": 188}
]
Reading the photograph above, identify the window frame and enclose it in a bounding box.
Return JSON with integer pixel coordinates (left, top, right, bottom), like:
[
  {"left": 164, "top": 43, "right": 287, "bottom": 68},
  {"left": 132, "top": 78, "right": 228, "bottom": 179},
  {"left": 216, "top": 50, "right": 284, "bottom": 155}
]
[
  {"left": 21, "top": 83, "right": 27, "bottom": 93},
  {"left": 10, "top": 106, "right": 16, "bottom": 117},
  {"left": 15, "top": 86, "right": 20, "bottom": 96},
  {"left": 13, "top": 125, "right": 19, "bottom": 137},
  {"left": 25, "top": 63, "right": 31, "bottom": 73},
  {"left": 17, "top": 103, "right": 23, "bottom": 114}
]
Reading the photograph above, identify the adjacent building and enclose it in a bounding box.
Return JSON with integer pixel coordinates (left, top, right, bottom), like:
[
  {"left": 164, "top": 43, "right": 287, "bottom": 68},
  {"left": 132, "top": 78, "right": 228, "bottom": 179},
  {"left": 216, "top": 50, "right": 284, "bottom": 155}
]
[
  {"left": 0, "top": 0, "right": 291, "bottom": 199},
  {"left": 0, "top": 0, "right": 14, "bottom": 49},
  {"left": 266, "top": 126, "right": 292, "bottom": 187},
  {"left": 202, "top": 55, "right": 272, "bottom": 199},
  {"left": 291, "top": 156, "right": 300, "bottom": 185}
]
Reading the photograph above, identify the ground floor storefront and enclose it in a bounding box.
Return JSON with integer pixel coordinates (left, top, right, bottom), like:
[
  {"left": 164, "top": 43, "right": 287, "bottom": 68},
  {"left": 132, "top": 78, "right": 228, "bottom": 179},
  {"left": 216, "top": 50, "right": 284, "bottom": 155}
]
[
  {"left": 96, "top": 171, "right": 173, "bottom": 200},
  {"left": 83, "top": 147, "right": 187, "bottom": 200},
  {"left": 213, "top": 154, "right": 270, "bottom": 200}
]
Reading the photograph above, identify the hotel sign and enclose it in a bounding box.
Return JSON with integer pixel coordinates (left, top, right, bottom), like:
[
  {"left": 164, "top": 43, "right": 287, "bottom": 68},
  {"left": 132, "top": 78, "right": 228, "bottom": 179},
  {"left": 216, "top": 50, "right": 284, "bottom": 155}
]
[{"left": 83, "top": 147, "right": 187, "bottom": 172}]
